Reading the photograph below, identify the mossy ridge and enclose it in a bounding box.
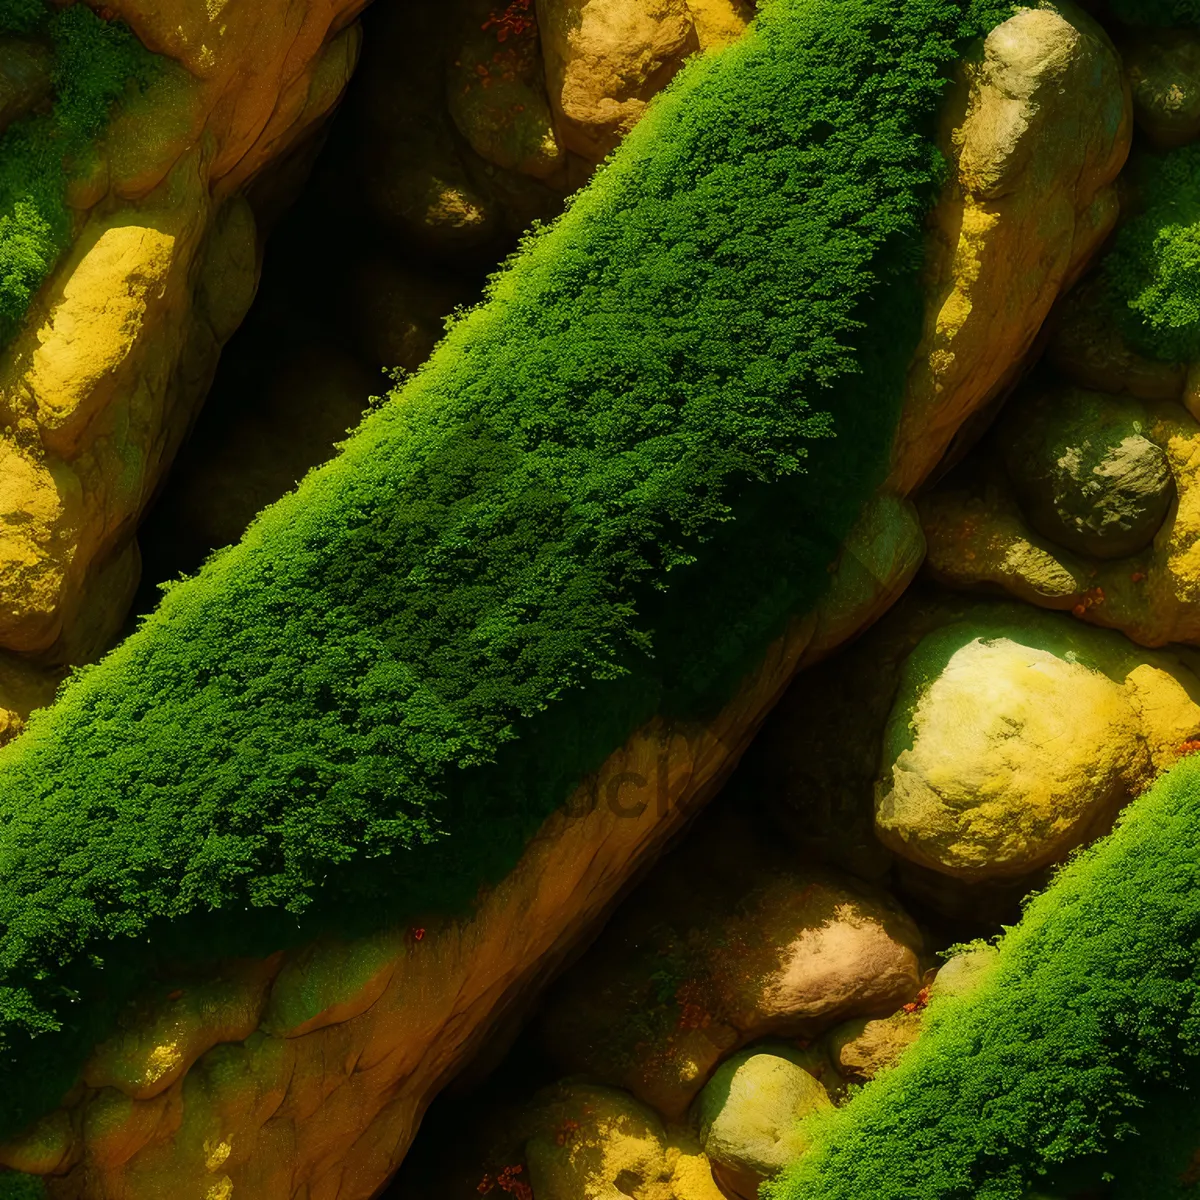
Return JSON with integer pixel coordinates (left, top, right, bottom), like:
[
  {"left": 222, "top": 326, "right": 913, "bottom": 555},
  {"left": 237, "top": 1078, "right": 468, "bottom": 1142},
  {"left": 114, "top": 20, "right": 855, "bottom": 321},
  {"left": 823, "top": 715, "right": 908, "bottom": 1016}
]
[
  {"left": 0, "top": 0, "right": 1011, "bottom": 1143},
  {"left": 0, "top": 0, "right": 161, "bottom": 346},
  {"left": 1100, "top": 143, "right": 1200, "bottom": 363},
  {"left": 764, "top": 753, "right": 1200, "bottom": 1200}
]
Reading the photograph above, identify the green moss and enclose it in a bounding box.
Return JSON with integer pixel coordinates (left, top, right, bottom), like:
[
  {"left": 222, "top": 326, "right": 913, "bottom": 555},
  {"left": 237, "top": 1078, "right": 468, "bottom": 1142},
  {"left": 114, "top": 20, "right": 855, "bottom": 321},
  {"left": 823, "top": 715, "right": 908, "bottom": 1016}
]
[
  {"left": 0, "top": 0, "right": 1011, "bottom": 1141},
  {"left": 0, "top": 1, "right": 160, "bottom": 345},
  {"left": 764, "top": 753, "right": 1200, "bottom": 1200},
  {"left": 0, "top": 1173, "right": 43, "bottom": 1200},
  {"left": 1101, "top": 145, "right": 1200, "bottom": 363}
]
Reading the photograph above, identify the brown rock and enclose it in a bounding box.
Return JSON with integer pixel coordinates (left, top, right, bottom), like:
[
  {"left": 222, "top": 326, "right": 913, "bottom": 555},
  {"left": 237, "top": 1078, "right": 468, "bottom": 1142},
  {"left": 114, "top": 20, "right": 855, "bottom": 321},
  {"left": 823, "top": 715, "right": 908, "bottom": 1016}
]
[
  {"left": 1126, "top": 29, "right": 1200, "bottom": 150},
  {"left": 827, "top": 1010, "right": 923, "bottom": 1083},
  {"left": 539, "top": 0, "right": 700, "bottom": 161},
  {"left": 538, "top": 810, "right": 923, "bottom": 1120}
]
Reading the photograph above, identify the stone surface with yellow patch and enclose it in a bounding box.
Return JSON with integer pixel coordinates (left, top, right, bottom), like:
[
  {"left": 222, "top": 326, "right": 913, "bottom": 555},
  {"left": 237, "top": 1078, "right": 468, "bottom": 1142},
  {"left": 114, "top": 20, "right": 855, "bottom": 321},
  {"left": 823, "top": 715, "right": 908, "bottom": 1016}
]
[
  {"left": 920, "top": 383, "right": 1200, "bottom": 649},
  {"left": 887, "top": 2, "right": 1130, "bottom": 495},
  {"left": 0, "top": 0, "right": 365, "bottom": 671}
]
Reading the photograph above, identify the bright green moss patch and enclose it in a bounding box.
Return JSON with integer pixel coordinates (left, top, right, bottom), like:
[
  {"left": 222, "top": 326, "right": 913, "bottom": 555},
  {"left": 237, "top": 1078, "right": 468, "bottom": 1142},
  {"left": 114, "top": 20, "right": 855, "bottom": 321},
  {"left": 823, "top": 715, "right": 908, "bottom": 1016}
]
[
  {"left": 1101, "top": 144, "right": 1200, "bottom": 363},
  {"left": 0, "top": 1, "right": 160, "bottom": 344},
  {"left": 0, "top": 0, "right": 1010, "bottom": 1140},
  {"left": 765, "top": 752, "right": 1200, "bottom": 1200}
]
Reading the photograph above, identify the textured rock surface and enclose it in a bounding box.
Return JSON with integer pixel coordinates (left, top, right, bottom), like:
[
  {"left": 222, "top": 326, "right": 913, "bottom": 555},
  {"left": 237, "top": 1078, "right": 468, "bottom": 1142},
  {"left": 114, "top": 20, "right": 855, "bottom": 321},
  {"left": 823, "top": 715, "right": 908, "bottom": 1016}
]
[
  {"left": 1126, "top": 30, "right": 1200, "bottom": 150},
  {"left": 876, "top": 634, "right": 1151, "bottom": 881},
  {"left": 0, "top": 4, "right": 1133, "bottom": 1193},
  {"left": 998, "top": 386, "right": 1175, "bottom": 561},
  {"left": 887, "top": 2, "right": 1130, "bottom": 495},
  {"left": 921, "top": 382, "right": 1200, "bottom": 648},
  {"left": 827, "top": 1010, "right": 923, "bottom": 1084},
  {"left": 693, "top": 1045, "right": 832, "bottom": 1200},
  {"left": 538, "top": 809, "right": 923, "bottom": 1120},
  {"left": 0, "top": 0, "right": 366, "bottom": 667},
  {"left": 539, "top": 0, "right": 700, "bottom": 161}
]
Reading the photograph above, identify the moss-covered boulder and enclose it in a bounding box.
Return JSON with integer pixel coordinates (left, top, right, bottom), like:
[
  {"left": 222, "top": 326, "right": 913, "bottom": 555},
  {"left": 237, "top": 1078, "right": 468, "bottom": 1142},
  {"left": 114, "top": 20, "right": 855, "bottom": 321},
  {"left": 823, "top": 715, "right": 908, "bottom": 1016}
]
[
  {"left": 999, "top": 385, "right": 1174, "bottom": 561},
  {"left": 1126, "top": 29, "right": 1200, "bottom": 150},
  {"left": 694, "top": 1045, "right": 833, "bottom": 1200},
  {"left": 875, "top": 609, "right": 1200, "bottom": 885}
]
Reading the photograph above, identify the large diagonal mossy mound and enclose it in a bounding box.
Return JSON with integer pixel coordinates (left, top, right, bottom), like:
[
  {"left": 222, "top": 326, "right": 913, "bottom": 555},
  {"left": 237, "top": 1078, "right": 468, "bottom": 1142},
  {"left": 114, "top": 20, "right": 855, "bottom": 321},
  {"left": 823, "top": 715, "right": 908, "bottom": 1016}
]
[
  {"left": 0, "top": 0, "right": 1011, "bottom": 1142},
  {"left": 763, "top": 751, "right": 1200, "bottom": 1200},
  {"left": 0, "top": 0, "right": 161, "bottom": 345}
]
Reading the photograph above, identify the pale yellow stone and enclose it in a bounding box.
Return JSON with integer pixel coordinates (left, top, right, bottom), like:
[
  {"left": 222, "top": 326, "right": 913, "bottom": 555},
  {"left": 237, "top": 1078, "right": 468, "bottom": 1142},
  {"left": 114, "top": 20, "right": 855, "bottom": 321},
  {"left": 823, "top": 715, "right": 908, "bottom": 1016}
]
[{"left": 876, "top": 637, "right": 1148, "bottom": 879}]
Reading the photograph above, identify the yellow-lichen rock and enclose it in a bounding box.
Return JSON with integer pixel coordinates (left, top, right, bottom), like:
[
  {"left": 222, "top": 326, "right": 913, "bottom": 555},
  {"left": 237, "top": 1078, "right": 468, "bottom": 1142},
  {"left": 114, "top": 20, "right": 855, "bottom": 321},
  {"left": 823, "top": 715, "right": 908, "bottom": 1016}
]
[
  {"left": 0, "top": 0, "right": 364, "bottom": 666},
  {"left": 539, "top": 0, "right": 700, "bottom": 161},
  {"left": 888, "top": 2, "right": 1130, "bottom": 494}
]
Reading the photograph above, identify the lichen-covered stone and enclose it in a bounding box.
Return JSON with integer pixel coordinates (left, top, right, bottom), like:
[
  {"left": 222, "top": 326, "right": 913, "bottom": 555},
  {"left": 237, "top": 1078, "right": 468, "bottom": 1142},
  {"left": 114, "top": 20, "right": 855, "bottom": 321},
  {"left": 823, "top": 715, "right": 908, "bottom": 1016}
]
[
  {"left": 999, "top": 386, "right": 1175, "bottom": 561},
  {"left": 447, "top": 0, "right": 565, "bottom": 179},
  {"left": 875, "top": 614, "right": 1200, "bottom": 882},
  {"left": 693, "top": 1045, "right": 832, "bottom": 1200}
]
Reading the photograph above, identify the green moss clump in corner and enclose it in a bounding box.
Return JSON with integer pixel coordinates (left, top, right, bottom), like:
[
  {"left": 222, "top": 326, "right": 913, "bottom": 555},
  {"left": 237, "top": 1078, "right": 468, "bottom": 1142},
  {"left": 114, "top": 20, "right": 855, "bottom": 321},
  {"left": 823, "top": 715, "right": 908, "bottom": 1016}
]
[
  {"left": 763, "top": 752, "right": 1200, "bottom": 1200},
  {"left": 0, "top": 0, "right": 160, "bottom": 345},
  {"left": 1101, "top": 143, "right": 1200, "bottom": 363},
  {"left": 0, "top": 0, "right": 1012, "bottom": 1142}
]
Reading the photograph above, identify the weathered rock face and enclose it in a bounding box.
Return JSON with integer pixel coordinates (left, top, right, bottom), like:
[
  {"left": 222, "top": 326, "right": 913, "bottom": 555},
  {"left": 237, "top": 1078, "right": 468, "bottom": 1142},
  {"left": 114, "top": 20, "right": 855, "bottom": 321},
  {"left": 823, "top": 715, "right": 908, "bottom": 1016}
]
[
  {"left": 693, "top": 1045, "right": 832, "bottom": 1200},
  {"left": 887, "top": 2, "right": 1130, "bottom": 495},
  {"left": 0, "top": 0, "right": 366, "bottom": 681},
  {"left": 0, "top": 2, "right": 1132, "bottom": 1195},
  {"left": 1126, "top": 29, "right": 1200, "bottom": 150},
  {"left": 538, "top": 809, "right": 923, "bottom": 1120}
]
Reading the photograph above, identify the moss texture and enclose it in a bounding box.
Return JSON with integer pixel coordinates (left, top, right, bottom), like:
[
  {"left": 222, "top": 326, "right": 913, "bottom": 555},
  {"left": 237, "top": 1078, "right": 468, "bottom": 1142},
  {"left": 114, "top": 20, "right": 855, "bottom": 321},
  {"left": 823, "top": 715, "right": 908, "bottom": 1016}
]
[{"left": 0, "top": 0, "right": 1009, "bottom": 1141}]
